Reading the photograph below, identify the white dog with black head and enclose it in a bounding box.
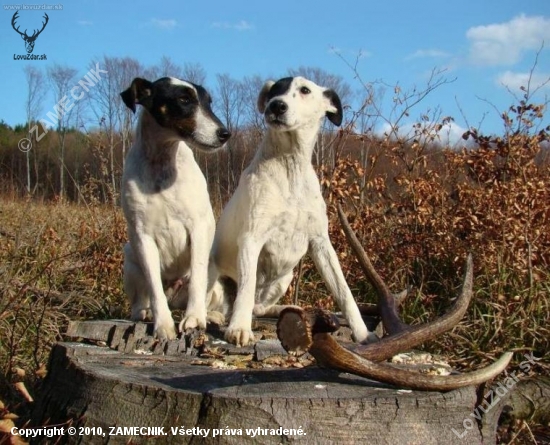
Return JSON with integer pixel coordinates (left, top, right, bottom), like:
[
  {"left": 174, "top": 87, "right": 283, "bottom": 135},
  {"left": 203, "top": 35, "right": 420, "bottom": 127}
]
[
  {"left": 120, "top": 77, "right": 230, "bottom": 339},
  {"left": 211, "top": 76, "right": 373, "bottom": 346}
]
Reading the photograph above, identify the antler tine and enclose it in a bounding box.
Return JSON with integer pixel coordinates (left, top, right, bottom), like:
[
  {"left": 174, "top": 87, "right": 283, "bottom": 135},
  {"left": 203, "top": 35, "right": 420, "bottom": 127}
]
[
  {"left": 40, "top": 13, "right": 49, "bottom": 30},
  {"left": 311, "top": 333, "right": 512, "bottom": 391},
  {"left": 11, "top": 11, "right": 25, "bottom": 36},
  {"left": 337, "top": 203, "right": 407, "bottom": 335},
  {"left": 351, "top": 254, "right": 473, "bottom": 361},
  {"left": 31, "top": 13, "right": 49, "bottom": 38}
]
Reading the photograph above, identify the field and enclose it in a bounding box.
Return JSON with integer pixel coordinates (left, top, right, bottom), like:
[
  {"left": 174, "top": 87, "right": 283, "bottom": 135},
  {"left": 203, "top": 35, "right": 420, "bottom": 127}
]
[{"left": 1, "top": 136, "right": 549, "bottom": 441}]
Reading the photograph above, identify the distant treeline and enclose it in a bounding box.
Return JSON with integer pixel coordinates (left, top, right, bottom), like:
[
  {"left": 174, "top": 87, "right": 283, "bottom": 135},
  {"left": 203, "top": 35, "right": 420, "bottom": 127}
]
[
  {"left": 1, "top": 56, "right": 366, "bottom": 207},
  {"left": 1, "top": 55, "right": 548, "bottom": 212}
]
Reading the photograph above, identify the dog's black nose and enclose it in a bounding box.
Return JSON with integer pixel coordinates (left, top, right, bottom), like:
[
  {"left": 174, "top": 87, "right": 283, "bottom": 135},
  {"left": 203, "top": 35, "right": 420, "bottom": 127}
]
[
  {"left": 268, "top": 100, "right": 288, "bottom": 116},
  {"left": 217, "top": 128, "right": 231, "bottom": 143}
]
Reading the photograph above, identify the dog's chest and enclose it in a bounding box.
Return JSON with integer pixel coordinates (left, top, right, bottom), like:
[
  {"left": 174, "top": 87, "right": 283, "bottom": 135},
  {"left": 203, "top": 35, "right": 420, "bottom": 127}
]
[
  {"left": 142, "top": 187, "right": 192, "bottom": 263},
  {"left": 143, "top": 189, "right": 186, "bottom": 230},
  {"left": 138, "top": 166, "right": 197, "bottom": 231},
  {"left": 252, "top": 164, "right": 326, "bottom": 275},
  {"left": 259, "top": 214, "right": 310, "bottom": 272},
  {"left": 123, "top": 149, "right": 210, "bottom": 268},
  {"left": 258, "top": 196, "right": 322, "bottom": 279}
]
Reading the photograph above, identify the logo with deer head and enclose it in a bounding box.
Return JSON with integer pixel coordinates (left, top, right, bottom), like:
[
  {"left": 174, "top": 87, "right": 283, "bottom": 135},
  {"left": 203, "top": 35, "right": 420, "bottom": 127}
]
[{"left": 11, "top": 11, "right": 49, "bottom": 54}]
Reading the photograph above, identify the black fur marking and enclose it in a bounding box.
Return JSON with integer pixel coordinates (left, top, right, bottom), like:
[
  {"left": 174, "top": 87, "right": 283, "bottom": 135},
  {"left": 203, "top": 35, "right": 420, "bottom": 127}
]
[
  {"left": 136, "top": 78, "right": 224, "bottom": 140},
  {"left": 266, "top": 77, "right": 294, "bottom": 101},
  {"left": 120, "top": 78, "right": 153, "bottom": 113},
  {"left": 323, "top": 89, "right": 343, "bottom": 126},
  {"left": 121, "top": 77, "right": 229, "bottom": 151},
  {"left": 193, "top": 83, "right": 225, "bottom": 130},
  {"left": 146, "top": 78, "right": 198, "bottom": 135}
]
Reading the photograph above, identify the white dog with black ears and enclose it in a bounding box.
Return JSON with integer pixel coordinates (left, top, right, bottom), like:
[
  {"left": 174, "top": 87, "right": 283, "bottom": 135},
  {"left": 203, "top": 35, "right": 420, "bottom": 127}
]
[
  {"left": 211, "top": 76, "right": 374, "bottom": 346},
  {"left": 120, "top": 77, "right": 230, "bottom": 339}
]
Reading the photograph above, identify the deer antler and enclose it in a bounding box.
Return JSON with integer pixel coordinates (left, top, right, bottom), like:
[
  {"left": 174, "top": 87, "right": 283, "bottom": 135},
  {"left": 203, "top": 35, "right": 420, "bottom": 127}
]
[
  {"left": 11, "top": 11, "right": 25, "bottom": 37},
  {"left": 336, "top": 203, "right": 410, "bottom": 335},
  {"left": 310, "top": 332, "right": 512, "bottom": 391},
  {"left": 276, "top": 204, "right": 512, "bottom": 390},
  {"left": 29, "top": 13, "right": 49, "bottom": 39}
]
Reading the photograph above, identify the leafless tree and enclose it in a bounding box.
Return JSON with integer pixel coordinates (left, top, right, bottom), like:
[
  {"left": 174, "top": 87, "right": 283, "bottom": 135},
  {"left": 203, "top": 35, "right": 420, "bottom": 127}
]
[
  {"left": 117, "top": 58, "right": 142, "bottom": 167},
  {"left": 352, "top": 84, "right": 386, "bottom": 202},
  {"left": 240, "top": 74, "right": 266, "bottom": 133},
  {"left": 148, "top": 56, "right": 207, "bottom": 85},
  {"left": 215, "top": 73, "right": 245, "bottom": 133},
  {"left": 181, "top": 62, "right": 207, "bottom": 85},
  {"left": 23, "top": 65, "right": 46, "bottom": 194},
  {"left": 88, "top": 56, "right": 142, "bottom": 203},
  {"left": 340, "top": 56, "right": 456, "bottom": 177},
  {"left": 47, "top": 64, "right": 79, "bottom": 200},
  {"left": 147, "top": 55, "right": 183, "bottom": 79},
  {"left": 212, "top": 73, "right": 246, "bottom": 198}
]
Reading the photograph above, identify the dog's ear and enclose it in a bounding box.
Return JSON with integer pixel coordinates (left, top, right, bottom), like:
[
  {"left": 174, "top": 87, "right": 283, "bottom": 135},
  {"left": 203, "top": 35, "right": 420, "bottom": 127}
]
[
  {"left": 257, "top": 80, "right": 276, "bottom": 114},
  {"left": 323, "top": 89, "right": 343, "bottom": 126},
  {"left": 120, "top": 78, "right": 154, "bottom": 113}
]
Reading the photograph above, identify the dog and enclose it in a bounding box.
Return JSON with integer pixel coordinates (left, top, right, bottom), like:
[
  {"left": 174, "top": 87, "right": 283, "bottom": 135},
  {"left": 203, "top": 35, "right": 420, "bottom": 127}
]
[
  {"left": 120, "top": 76, "right": 230, "bottom": 339},
  {"left": 211, "top": 76, "right": 374, "bottom": 346}
]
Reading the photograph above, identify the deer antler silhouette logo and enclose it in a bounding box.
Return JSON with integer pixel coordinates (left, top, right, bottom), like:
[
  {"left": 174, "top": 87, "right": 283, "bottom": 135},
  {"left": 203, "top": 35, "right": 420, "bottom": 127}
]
[{"left": 11, "top": 11, "right": 49, "bottom": 54}]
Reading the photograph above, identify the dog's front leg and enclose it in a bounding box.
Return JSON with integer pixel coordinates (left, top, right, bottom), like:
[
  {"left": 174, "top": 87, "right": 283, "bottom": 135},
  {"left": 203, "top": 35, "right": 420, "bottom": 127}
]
[
  {"left": 225, "top": 238, "right": 261, "bottom": 346},
  {"left": 134, "top": 235, "right": 177, "bottom": 339},
  {"left": 178, "top": 226, "right": 209, "bottom": 332},
  {"left": 309, "top": 236, "right": 375, "bottom": 343}
]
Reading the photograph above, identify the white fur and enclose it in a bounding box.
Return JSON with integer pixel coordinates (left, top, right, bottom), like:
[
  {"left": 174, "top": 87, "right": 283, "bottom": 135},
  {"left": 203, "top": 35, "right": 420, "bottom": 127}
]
[
  {"left": 122, "top": 83, "right": 225, "bottom": 339},
  {"left": 168, "top": 77, "right": 192, "bottom": 87},
  {"left": 211, "top": 77, "right": 373, "bottom": 346}
]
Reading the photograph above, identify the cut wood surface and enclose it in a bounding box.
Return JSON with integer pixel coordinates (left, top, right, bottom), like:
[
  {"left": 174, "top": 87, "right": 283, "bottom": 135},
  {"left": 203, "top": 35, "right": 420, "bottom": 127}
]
[{"left": 32, "top": 320, "right": 494, "bottom": 444}]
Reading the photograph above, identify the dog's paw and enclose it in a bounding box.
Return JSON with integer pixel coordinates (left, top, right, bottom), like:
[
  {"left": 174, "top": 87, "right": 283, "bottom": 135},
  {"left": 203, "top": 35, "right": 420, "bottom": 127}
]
[
  {"left": 207, "top": 310, "right": 225, "bottom": 326},
  {"left": 154, "top": 318, "right": 177, "bottom": 340},
  {"left": 178, "top": 314, "right": 207, "bottom": 332},
  {"left": 131, "top": 307, "right": 152, "bottom": 321},
  {"left": 252, "top": 303, "right": 266, "bottom": 317},
  {"left": 224, "top": 326, "right": 255, "bottom": 347}
]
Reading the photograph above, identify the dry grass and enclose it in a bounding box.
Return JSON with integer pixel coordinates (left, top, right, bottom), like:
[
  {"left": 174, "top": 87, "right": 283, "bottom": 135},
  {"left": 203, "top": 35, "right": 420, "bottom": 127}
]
[
  {"left": 0, "top": 194, "right": 548, "bottom": 442},
  {"left": 0, "top": 198, "right": 127, "bottom": 401}
]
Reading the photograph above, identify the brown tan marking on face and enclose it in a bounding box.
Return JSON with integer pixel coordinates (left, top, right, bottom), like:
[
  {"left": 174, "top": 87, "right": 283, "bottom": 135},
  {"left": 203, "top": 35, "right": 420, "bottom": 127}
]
[{"left": 176, "top": 116, "right": 197, "bottom": 137}]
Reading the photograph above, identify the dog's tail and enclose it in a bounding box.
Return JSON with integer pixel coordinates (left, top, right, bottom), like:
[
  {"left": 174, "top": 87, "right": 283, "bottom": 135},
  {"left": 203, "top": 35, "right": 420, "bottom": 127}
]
[
  {"left": 208, "top": 276, "right": 236, "bottom": 311},
  {"left": 206, "top": 277, "right": 236, "bottom": 325}
]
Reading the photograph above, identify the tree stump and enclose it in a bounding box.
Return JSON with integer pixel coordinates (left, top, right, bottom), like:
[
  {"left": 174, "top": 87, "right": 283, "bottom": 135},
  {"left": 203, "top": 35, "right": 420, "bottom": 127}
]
[{"left": 32, "top": 320, "right": 490, "bottom": 444}]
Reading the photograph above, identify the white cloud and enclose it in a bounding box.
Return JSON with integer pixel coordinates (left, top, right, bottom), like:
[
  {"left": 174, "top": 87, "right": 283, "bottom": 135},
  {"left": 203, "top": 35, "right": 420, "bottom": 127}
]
[
  {"left": 77, "top": 20, "right": 93, "bottom": 26},
  {"left": 211, "top": 20, "right": 254, "bottom": 31},
  {"left": 378, "top": 121, "right": 470, "bottom": 148},
  {"left": 496, "top": 70, "right": 550, "bottom": 92},
  {"left": 150, "top": 18, "right": 178, "bottom": 30},
  {"left": 405, "top": 49, "right": 450, "bottom": 60},
  {"left": 466, "top": 14, "right": 550, "bottom": 66}
]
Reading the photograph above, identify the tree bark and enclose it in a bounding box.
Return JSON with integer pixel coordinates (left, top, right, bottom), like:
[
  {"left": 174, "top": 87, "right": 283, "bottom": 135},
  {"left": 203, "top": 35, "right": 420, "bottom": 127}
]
[
  {"left": 31, "top": 320, "right": 492, "bottom": 445},
  {"left": 480, "top": 376, "right": 550, "bottom": 442}
]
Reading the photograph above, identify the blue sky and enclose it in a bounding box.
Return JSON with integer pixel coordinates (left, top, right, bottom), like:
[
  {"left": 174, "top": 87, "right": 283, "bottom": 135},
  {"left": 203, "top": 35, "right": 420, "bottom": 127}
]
[{"left": 1, "top": 0, "right": 549, "bottom": 140}]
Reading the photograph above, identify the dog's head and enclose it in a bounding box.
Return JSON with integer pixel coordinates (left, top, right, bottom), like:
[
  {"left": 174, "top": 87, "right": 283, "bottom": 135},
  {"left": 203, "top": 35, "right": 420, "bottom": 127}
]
[
  {"left": 257, "top": 76, "right": 343, "bottom": 131},
  {"left": 121, "top": 77, "right": 230, "bottom": 151}
]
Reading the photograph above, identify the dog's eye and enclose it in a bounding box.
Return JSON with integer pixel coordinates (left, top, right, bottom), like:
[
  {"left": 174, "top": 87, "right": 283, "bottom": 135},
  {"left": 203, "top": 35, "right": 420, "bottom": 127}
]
[
  {"left": 179, "top": 96, "right": 191, "bottom": 105},
  {"left": 300, "top": 87, "right": 311, "bottom": 95}
]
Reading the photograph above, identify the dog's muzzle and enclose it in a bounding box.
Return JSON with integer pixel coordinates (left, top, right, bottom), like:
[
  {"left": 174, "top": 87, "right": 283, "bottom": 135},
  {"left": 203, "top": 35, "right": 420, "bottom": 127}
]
[
  {"left": 265, "top": 99, "right": 289, "bottom": 126},
  {"left": 268, "top": 100, "right": 288, "bottom": 116},
  {"left": 217, "top": 128, "right": 231, "bottom": 144}
]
